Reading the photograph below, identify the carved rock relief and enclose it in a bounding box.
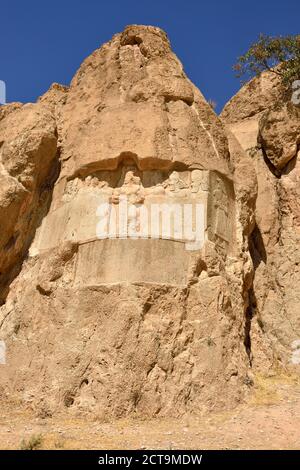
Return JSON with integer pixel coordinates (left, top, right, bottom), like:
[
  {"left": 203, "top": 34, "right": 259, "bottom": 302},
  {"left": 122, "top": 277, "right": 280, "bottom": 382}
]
[
  {"left": 30, "top": 165, "right": 235, "bottom": 260},
  {"left": 61, "top": 167, "right": 209, "bottom": 205},
  {"left": 207, "top": 172, "right": 235, "bottom": 255}
]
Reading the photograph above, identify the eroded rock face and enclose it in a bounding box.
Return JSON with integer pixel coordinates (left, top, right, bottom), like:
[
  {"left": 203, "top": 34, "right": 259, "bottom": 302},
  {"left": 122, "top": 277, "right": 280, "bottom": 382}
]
[
  {"left": 221, "top": 72, "right": 300, "bottom": 372},
  {"left": 0, "top": 26, "right": 256, "bottom": 417},
  {"left": 0, "top": 89, "right": 66, "bottom": 303},
  {"left": 60, "top": 25, "right": 230, "bottom": 177},
  {"left": 258, "top": 102, "right": 300, "bottom": 171}
]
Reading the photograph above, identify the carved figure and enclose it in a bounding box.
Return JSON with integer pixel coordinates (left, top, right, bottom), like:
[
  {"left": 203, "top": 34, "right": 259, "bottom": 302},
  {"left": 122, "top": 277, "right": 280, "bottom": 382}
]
[
  {"left": 213, "top": 177, "right": 229, "bottom": 242},
  {"left": 164, "top": 171, "right": 189, "bottom": 197},
  {"left": 191, "top": 170, "right": 209, "bottom": 193}
]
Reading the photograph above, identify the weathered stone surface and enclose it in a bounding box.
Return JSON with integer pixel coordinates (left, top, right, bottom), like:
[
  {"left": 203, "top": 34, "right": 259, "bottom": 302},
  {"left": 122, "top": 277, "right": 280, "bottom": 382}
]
[
  {"left": 60, "top": 25, "right": 230, "bottom": 177},
  {"left": 221, "top": 72, "right": 300, "bottom": 373},
  {"left": 0, "top": 25, "right": 257, "bottom": 417},
  {"left": 221, "top": 71, "right": 284, "bottom": 123},
  {"left": 258, "top": 102, "right": 300, "bottom": 170},
  {"left": 0, "top": 98, "right": 63, "bottom": 303}
]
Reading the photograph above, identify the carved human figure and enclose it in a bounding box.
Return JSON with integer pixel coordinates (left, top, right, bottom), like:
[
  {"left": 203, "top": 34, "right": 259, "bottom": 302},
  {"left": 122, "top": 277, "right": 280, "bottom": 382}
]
[
  {"left": 144, "top": 182, "right": 165, "bottom": 197},
  {"left": 98, "top": 180, "right": 113, "bottom": 196},
  {"left": 164, "top": 171, "right": 189, "bottom": 197},
  {"left": 111, "top": 170, "right": 145, "bottom": 205},
  {"left": 91, "top": 177, "right": 99, "bottom": 187},
  {"left": 63, "top": 178, "right": 83, "bottom": 201},
  {"left": 213, "top": 177, "right": 229, "bottom": 242},
  {"left": 85, "top": 175, "right": 92, "bottom": 186},
  {"left": 191, "top": 170, "right": 209, "bottom": 194}
]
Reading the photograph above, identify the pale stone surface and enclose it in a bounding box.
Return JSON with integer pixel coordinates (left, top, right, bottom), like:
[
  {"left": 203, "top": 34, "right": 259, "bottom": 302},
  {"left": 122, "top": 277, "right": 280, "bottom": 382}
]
[
  {"left": 221, "top": 71, "right": 284, "bottom": 123},
  {"left": 259, "top": 102, "right": 300, "bottom": 170},
  {"left": 75, "top": 239, "right": 191, "bottom": 285},
  {"left": 0, "top": 26, "right": 257, "bottom": 417},
  {"left": 30, "top": 165, "right": 235, "bottom": 260},
  {"left": 60, "top": 25, "right": 230, "bottom": 177},
  {"left": 0, "top": 97, "right": 62, "bottom": 303},
  {"left": 221, "top": 72, "right": 300, "bottom": 372}
]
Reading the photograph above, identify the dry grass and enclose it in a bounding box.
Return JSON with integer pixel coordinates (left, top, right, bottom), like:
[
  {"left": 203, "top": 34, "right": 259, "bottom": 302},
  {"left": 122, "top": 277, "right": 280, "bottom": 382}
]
[
  {"left": 20, "top": 434, "right": 44, "bottom": 450},
  {"left": 249, "top": 372, "right": 300, "bottom": 406},
  {"left": 0, "top": 376, "right": 299, "bottom": 450}
]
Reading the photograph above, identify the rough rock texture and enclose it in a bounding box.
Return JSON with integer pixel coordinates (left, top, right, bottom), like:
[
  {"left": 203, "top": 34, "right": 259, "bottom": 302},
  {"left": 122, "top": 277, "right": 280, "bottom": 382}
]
[
  {"left": 259, "top": 102, "right": 300, "bottom": 171},
  {"left": 0, "top": 26, "right": 259, "bottom": 418},
  {"left": 0, "top": 89, "right": 65, "bottom": 303},
  {"left": 221, "top": 72, "right": 300, "bottom": 372},
  {"left": 60, "top": 25, "right": 230, "bottom": 177}
]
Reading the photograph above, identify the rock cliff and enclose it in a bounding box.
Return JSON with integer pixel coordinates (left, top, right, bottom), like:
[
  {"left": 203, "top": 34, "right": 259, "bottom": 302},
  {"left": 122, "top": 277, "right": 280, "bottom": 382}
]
[
  {"left": 221, "top": 71, "right": 300, "bottom": 371},
  {"left": 0, "top": 25, "right": 297, "bottom": 418}
]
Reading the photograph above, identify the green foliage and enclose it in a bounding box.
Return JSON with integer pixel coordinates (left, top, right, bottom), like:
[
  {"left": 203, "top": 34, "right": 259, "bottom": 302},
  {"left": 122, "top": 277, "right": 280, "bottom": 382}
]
[{"left": 234, "top": 34, "right": 300, "bottom": 86}]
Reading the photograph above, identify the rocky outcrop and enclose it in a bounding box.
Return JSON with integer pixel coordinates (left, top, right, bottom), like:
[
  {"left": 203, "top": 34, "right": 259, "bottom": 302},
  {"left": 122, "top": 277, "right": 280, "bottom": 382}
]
[
  {"left": 0, "top": 87, "right": 66, "bottom": 303},
  {"left": 60, "top": 25, "right": 230, "bottom": 177},
  {"left": 0, "top": 26, "right": 258, "bottom": 417},
  {"left": 221, "top": 72, "right": 300, "bottom": 372},
  {"left": 258, "top": 102, "right": 300, "bottom": 171}
]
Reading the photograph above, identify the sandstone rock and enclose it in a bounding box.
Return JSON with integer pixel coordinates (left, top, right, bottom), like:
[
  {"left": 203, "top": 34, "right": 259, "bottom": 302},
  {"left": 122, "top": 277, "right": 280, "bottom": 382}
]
[
  {"left": 221, "top": 71, "right": 284, "bottom": 123},
  {"left": 221, "top": 72, "right": 300, "bottom": 372},
  {"left": 0, "top": 25, "right": 257, "bottom": 418},
  {"left": 60, "top": 25, "right": 230, "bottom": 177},
  {"left": 258, "top": 102, "right": 300, "bottom": 170},
  {"left": 0, "top": 98, "right": 63, "bottom": 303}
]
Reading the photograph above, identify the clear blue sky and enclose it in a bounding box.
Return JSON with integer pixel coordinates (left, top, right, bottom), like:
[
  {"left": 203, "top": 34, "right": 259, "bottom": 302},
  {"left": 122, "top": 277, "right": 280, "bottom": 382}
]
[{"left": 1, "top": 0, "right": 299, "bottom": 113}]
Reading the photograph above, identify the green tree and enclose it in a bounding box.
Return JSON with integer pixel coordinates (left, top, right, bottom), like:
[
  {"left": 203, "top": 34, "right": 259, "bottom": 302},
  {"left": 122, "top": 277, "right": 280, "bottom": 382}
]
[{"left": 234, "top": 34, "right": 300, "bottom": 87}]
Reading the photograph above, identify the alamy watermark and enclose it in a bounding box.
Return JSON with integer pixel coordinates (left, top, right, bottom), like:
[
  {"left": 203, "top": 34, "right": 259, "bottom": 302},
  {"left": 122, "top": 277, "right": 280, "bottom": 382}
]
[
  {"left": 291, "top": 80, "right": 300, "bottom": 105},
  {"left": 0, "top": 341, "right": 6, "bottom": 365},
  {"left": 96, "top": 197, "right": 205, "bottom": 251},
  {"left": 291, "top": 340, "right": 300, "bottom": 365},
  {"left": 0, "top": 80, "right": 6, "bottom": 105}
]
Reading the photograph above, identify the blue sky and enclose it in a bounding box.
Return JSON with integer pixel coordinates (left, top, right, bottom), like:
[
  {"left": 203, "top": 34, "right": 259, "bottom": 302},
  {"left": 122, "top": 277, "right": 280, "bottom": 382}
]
[{"left": 1, "top": 0, "right": 299, "bottom": 112}]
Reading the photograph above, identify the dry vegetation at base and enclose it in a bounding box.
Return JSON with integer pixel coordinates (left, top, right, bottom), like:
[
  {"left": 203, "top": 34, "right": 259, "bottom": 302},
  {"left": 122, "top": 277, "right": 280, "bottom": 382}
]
[{"left": 0, "top": 375, "right": 299, "bottom": 450}]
